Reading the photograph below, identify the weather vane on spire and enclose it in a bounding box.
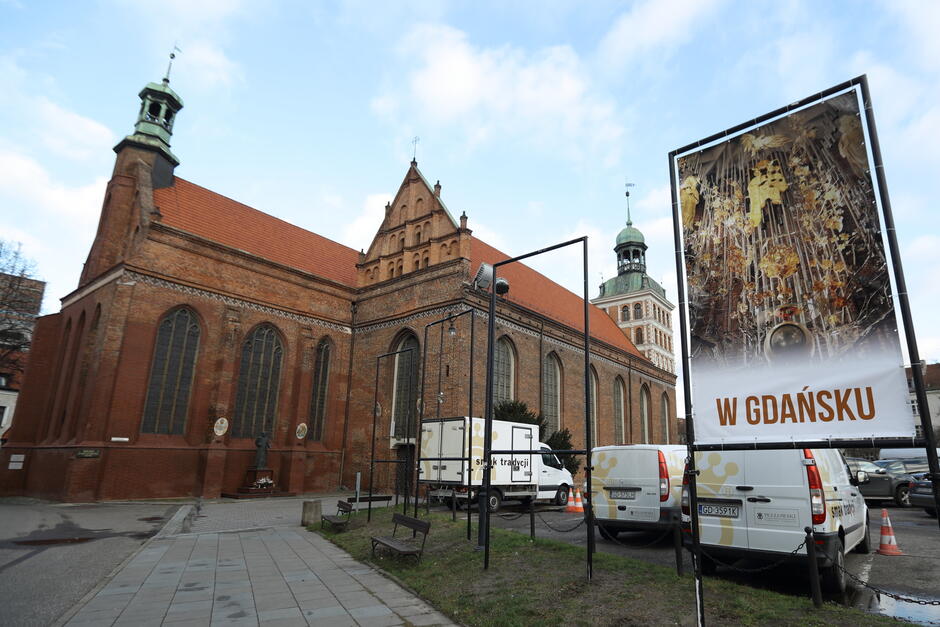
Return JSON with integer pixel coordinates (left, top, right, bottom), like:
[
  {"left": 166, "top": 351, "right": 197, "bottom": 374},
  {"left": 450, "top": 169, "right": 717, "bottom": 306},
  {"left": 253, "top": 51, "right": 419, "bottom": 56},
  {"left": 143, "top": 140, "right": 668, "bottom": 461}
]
[
  {"left": 411, "top": 136, "right": 420, "bottom": 162},
  {"left": 625, "top": 179, "right": 636, "bottom": 225},
  {"left": 164, "top": 44, "right": 182, "bottom": 84}
]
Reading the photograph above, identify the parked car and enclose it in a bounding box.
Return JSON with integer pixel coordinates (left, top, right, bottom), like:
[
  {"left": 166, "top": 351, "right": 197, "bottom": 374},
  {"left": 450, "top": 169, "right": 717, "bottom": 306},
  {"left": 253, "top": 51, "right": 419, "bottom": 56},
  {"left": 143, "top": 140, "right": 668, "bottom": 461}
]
[
  {"left": 910, "top": 476, "right": 937, "bottom": 518},
  {"left": 874, "top": 457, "right": 930, "bottom": 476},
  {"left": 846, "top": 458, "right": 914, "bottom": 507}
]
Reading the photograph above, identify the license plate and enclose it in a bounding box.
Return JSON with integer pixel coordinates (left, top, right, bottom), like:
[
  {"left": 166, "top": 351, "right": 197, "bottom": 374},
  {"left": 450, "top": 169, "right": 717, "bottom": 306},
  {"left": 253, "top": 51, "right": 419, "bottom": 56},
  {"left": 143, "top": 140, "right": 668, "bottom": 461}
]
[
  {"left": 699, "top": 503, "right": 740, "bottom": 518},
  {"left": 609, "top": 489, "right": 637, "bottom": 500}
]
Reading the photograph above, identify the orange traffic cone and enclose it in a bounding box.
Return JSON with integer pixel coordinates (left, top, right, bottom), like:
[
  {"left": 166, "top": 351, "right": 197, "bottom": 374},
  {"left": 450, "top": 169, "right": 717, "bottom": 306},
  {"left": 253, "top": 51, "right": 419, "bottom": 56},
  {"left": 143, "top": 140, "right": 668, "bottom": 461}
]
[
  {"left": 877, "top": 508, "right": 903, "bottom": 556},
  {"left": 566, "top": 487, "right": 585, "bottom": 513}
]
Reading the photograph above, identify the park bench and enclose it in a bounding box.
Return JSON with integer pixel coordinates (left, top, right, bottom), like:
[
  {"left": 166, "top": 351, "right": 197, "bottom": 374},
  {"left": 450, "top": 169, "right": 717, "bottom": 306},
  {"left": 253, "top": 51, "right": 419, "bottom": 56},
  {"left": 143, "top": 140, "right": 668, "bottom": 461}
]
[
  {"left": 370, "top": 513, "right": 431, "bottom": 562},
  {"left": 320, "top": 500, "right": 353, "bottom": 531}
]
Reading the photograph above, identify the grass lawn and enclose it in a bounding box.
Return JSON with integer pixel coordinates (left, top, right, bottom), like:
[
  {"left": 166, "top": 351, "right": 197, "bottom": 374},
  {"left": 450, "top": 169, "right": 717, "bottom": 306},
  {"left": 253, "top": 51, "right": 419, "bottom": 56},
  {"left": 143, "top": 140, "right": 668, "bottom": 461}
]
[{"left": 311, "top": 507, "right": 909, "bottom": 626}]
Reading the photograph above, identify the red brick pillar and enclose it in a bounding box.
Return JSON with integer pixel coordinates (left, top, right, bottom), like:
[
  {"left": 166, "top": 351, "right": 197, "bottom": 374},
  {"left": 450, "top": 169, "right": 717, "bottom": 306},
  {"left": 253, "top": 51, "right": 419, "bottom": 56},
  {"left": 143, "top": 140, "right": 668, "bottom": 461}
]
[{"left": 201, "top": 439, "right": 227, "bottom": 498}]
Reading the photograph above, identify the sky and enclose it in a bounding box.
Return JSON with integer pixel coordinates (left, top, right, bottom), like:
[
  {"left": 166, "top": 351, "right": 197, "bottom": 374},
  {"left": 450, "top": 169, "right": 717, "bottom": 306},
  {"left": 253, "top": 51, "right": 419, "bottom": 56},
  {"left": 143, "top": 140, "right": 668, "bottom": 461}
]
[{"left": 2, "top": 0, "right": 939, "bottom": 396}]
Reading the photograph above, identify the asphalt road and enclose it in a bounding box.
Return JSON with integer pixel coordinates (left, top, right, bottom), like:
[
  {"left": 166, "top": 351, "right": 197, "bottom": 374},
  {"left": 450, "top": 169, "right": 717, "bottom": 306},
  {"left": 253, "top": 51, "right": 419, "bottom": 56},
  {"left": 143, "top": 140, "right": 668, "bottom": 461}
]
[
  {"left": 436, "top": 499, "right": 940, "bottom": 624},
  {"left": 0, "top": 498, "right": 179, "bottom": 627}
]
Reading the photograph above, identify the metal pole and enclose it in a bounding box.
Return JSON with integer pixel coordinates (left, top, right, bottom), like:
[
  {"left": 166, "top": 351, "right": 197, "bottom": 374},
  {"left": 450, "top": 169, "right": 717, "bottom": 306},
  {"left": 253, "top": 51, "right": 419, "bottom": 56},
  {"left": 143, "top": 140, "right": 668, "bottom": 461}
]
[
  {"left": 415, "top": 329, "right": 430, "bottom": 520},
  {"left": 805, "top": 527, "right": 823, "bottom": 608},
  {"left": 368, "top": 356, "right": 381, "bottom": 523},
  {"left": 468, "top": 310, "right": 475, "bottom": 542},
  {"left": 482, "top": 279, "right": 497, "bottom": 567},
  {"left": 669, "top": 150, "right": 706, "bottom": 627},
  {"left": 860, "top": 76, "right": 940, "bottom": 527},
  {"left": 582, "top": 237, "right": 595, "bottom": 579},
  {"left": 404, "top": 347, "right": 415, "bottom": 515}
]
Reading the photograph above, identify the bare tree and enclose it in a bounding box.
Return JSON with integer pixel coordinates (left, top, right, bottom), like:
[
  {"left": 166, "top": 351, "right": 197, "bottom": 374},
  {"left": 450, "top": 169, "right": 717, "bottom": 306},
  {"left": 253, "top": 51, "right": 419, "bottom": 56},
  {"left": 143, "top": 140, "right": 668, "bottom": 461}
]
[{"left": 0, "top": 240, "right": 43, "bottom": 380}]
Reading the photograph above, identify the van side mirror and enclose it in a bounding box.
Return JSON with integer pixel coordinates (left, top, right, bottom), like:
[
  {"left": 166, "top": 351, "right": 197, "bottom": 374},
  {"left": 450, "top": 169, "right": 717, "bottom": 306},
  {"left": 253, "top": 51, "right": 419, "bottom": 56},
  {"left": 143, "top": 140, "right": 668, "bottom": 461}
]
[
  {"left": 876, "top": 468, "right": 886, "bottom": 475},
  {"left": 856, "top": 470, "right": 870, "bottom": 485}
]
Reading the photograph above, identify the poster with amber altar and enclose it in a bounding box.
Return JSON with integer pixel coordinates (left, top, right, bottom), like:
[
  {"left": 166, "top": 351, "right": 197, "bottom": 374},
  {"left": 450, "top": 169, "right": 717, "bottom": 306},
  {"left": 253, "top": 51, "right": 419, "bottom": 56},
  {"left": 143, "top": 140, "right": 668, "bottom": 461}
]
[{"left": 672, "top": 86, "right": 913, "bottom": 445}]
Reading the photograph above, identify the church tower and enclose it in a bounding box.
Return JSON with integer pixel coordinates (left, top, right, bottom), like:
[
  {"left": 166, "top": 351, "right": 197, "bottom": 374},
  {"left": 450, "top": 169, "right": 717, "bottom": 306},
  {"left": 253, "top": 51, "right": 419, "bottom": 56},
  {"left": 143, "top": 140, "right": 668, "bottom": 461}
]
[{"left": 592, "top": 187, "right": 676, "bottom": 373}]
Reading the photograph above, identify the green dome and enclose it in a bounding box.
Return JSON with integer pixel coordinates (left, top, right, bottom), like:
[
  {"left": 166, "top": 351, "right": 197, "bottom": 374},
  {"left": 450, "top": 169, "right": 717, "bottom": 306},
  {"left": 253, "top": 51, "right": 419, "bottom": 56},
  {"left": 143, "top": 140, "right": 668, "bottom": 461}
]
[{"left": 616, "top": 223, "right": 644, "bottom": 246}]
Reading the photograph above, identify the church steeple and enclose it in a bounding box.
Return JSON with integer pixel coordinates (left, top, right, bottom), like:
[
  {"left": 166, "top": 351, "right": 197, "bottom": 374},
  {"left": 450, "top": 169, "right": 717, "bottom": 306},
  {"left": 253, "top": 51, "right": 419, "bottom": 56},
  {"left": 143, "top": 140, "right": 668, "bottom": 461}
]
[
  {"left": 113, "top": 57, "right": 184, "bottom": 167},
  {"left": 615, "top": 185, "right": 647, "bottom": 275}
]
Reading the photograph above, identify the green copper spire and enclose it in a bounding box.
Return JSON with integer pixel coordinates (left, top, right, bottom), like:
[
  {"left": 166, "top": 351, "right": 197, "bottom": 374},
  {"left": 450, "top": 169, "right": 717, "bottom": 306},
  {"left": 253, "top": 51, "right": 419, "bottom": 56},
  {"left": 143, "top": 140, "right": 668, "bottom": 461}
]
[{"left": 114, "top": 52, "right": 184, "bottom": 166}]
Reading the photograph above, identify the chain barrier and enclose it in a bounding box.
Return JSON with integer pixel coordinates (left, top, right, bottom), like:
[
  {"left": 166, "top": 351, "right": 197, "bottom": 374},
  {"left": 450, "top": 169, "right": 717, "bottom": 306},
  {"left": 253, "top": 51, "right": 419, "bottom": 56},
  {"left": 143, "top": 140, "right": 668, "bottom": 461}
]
[
  {"left": 495, "top": 510, "right": 527, "bottom": 521},
  {"left": 816, "top": 544, "right": 940, "bottom": 606},
  {"left": 535, "top": 510, "right": 587, "bottom": 533},
  {"left": 699, "top": 538, "right": 808, "bottom": 574}
]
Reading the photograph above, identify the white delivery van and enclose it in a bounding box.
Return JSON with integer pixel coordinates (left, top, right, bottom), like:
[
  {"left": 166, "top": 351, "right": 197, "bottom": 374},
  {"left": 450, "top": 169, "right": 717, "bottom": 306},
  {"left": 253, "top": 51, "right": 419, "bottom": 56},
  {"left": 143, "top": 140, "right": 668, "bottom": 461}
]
[
  {"left": 419, "top": 416, "right": 573, "bottom": 512},
  {"left": 682, "top": 448, "right": 870, "bottom": 592},
  {"left": 589, "top": 444, "right": 686, "bottom": 539}
]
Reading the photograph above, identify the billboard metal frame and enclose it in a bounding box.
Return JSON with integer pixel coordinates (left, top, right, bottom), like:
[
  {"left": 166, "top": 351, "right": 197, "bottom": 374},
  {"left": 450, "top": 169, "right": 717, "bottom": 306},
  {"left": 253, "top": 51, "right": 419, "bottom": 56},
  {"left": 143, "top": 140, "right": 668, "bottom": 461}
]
[{"left": 669, "top": 75, "right": 940, "bottom": 624}]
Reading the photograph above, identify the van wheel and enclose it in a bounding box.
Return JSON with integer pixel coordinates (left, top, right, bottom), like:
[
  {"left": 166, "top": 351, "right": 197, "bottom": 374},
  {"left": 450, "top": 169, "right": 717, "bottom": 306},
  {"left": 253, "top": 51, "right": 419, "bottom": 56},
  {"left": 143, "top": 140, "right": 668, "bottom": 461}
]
[
  {"left": 486, "top": 489, "right": 502, "bottom": 513},
  {"left": 855, "top": 513, "right": 872, "bottom": 554},
  {"left": 555, "top": 486, "right": 570, "bottom": 506},
  {"left": 895, "top": 485, "right": 911, "bottom": 508},
  {"left": 597, "top": 524, "right": 617, "bottom": 541},
  {"left": 821, "top": 541, "right": 846, "bottom": 594}
]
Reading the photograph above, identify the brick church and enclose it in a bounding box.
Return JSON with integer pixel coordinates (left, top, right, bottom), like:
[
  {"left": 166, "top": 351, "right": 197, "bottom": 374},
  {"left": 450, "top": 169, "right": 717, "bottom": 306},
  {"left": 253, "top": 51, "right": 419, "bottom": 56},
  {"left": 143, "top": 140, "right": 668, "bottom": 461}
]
[{"left": 0, "top": 75, "right": 676, "bottom": 501}]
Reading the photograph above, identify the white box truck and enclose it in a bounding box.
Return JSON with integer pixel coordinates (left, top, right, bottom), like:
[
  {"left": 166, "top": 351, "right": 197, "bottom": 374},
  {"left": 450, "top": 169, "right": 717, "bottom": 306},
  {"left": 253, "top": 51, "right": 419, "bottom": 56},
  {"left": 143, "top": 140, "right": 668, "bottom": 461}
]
[{"left": 419, "top": 416, "right": 573, "bottom": 512}]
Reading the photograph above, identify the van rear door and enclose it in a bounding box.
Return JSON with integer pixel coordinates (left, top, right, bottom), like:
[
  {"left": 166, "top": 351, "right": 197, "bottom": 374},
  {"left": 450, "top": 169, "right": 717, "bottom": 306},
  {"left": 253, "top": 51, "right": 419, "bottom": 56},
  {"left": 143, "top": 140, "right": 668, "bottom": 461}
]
[
  {"left": 420, "top": 420, "right": 445, "bottom": 483},
  {"left": 695, "top": 451, "right": 749, "bottom": 550},
  {"left": 606, "top": 448, "right": 662, "bottom": 523},
  {"left": 742, "top": 450, "right": 811, "bottom": 554},
  {"left": 437, "top": 418, "right": 468, "bottom": 483}
]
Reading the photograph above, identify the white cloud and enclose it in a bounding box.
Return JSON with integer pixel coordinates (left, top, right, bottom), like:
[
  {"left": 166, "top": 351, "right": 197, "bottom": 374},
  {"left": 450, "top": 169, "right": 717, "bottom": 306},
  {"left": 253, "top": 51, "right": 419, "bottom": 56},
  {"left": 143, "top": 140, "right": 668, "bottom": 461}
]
[
  {"left": 343, "top": 193, "right": 391, "bottom": 252},
  {"left": 376, "top": 24, "right": 625, "bottom": 167},
  {"left": 36, "top": 99, "right": 114, "bottom": 160},
  {"left": 883, "top": 0, "right": 940, "bottom": 73},
  {"left": 596, "top": 0, "right": 725, "bottom": 74},
  {"left": 0, "top": 150, "right": 106, "bottom": 226},
  {"left": 183, "top": 41, "right": 244, "bottom": 88}
]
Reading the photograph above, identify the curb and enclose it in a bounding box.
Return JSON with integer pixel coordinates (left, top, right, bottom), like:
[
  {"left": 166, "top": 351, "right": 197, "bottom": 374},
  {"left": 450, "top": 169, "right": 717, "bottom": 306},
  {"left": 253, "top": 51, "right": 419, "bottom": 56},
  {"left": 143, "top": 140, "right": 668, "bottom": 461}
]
[{"left": 52, "top": 504, "right": 188, "bottom": 627}]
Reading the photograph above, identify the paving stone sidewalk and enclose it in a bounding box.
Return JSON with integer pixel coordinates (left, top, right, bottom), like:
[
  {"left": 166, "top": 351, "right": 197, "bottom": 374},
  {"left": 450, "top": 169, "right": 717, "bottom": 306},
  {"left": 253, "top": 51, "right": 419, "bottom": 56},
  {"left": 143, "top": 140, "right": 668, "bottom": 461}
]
[{"left": 63, "top": 499, "right": 455, "bottom": 627}]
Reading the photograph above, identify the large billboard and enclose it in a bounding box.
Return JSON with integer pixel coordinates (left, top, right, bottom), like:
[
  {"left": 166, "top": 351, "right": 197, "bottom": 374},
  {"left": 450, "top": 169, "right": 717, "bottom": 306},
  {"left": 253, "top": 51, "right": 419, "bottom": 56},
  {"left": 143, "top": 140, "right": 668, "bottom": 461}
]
[{"left": 672, "top": 84, "right": 913, "bottom": 445}]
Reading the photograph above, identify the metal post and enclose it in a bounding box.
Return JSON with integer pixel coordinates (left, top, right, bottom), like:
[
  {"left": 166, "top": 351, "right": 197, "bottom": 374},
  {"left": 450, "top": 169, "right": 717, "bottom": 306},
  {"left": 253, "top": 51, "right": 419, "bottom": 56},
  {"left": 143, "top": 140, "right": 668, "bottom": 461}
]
[
  {"left": 669, "top": 151, "right": 706, "bottom": 627},
  {"left": 804, "top": 527, "right": 823, "bottom": 608},
  {"left": 673, "top": 514, "right": 683, "bottom": 576},
  {"left": 529, "top": 495, "right": 536, "bottom": 540},
  {"left": 355, "top": 472, "right": 361, "bottom": 513},
  {"left": 415, "top": 328, "right": 430, "bottom": 520},
  {"left": 368, "top": 357, "right": 381, "bottom": 523},
  {"left": 583, "top": 238, "right": 594, "bottom": 579},
  {"left": 467, "top": 310, "right": 475, "bottom": 542},
  {"left": 482, "top": 279, "right": 497, "bottom": 568},
  {"left": 860, "top": 76, "right": 940, "bottom": 528},
  {"left": 403, "top": 347, "right": 414, "bottom": 515}
]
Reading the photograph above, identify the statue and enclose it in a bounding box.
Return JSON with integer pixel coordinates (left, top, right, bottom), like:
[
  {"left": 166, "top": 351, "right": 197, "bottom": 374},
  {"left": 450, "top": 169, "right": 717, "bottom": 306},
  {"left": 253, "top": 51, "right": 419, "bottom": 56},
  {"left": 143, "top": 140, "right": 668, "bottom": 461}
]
[{"left": 253, "top": 431, "right": 271, "bottom": 469}]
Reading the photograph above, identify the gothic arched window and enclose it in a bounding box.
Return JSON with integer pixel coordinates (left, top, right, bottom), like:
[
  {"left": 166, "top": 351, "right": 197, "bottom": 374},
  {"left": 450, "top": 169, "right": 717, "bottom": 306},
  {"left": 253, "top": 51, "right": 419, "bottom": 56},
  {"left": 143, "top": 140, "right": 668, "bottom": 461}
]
[
  {"left": 494, "top": 336, "right": 515, "bottom": 405},
  {"left": 662, "top": 392, "right": 671, "bottom": 444},
  {"left": 621, "top": 305, "right": 630, "bottom": 322},
  {"left": 141, "top": 307, "right": 200, "bottom": 435},
  {"left": 635, "top": 328, "right": 644, "bottom": 345},
  {"left": 613, "top": 377, "right": 626, "bottom": 444},
  {"left": 589, "top": 366, "right": 598, "bottom": 444},
  {"left": 640, "top": 384, "right": 651, "bottom": 444},
  {"left": 542, "top": 352, "right": 562, "bottom": 433},
  {"left": 634, "top": 303, "right": 643, "bottom": 319},
  {"left": 392, "top": 334, "right": 420, "bottom": 439},
  {"left": 233, "top": 324, "right": 283, "bottom": 438},
  {"left": 308, "top": 339, "right": 332, "bottom": 441}
]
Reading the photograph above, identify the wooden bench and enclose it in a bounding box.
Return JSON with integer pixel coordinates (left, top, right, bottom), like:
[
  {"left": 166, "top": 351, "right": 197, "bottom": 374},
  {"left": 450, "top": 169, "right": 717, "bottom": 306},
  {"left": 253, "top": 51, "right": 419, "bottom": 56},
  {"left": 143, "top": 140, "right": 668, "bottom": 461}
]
[
  {"left": 321, "top": 500, "right": 353, "bottom": 531},
  {"left": 370, "top": 514, "right": 431, "bottom": 562}
]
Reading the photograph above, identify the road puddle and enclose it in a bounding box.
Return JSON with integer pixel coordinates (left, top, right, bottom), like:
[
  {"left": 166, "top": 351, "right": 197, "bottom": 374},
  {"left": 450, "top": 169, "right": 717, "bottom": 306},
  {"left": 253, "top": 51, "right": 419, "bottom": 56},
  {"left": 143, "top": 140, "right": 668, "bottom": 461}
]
[{"left": 854, "top": 588, "right": 940, "bottom": 626}]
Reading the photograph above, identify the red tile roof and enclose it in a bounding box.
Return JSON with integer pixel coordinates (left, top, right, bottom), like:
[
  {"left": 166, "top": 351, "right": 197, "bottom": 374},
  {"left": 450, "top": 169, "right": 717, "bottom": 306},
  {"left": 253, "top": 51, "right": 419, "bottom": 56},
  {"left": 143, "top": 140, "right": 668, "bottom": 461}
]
[
  {"left": 153, "top": 178, "right": 360, "bottom": 286},
  {"left": 152, "top": 176, "right": 643, "bottom": 361},
  {"left": 470, "top": 239, "right": 643, "bottom": 359}
]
